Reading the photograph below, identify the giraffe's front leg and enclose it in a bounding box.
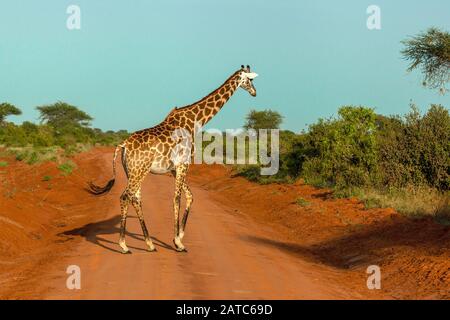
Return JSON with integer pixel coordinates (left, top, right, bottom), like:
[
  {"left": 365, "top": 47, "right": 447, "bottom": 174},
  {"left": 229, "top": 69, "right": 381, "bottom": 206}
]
[
  {"left": 179, "top": 183, "right": 193, "bottom": 241},
  {"left": 173, "top": 191, "right": 185, "bottom": 252},
  {"left": 173, "top": 164, "right": 188, "bottom": 252}
]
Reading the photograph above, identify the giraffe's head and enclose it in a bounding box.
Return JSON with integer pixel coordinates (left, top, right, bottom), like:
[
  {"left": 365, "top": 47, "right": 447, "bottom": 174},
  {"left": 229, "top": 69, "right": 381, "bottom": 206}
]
[{"left": 238, "top": 65, "right": 258, "bottom": 97}]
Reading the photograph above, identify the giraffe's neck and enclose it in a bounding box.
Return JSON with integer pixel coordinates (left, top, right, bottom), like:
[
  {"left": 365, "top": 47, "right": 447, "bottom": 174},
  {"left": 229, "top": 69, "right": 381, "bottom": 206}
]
[{"left": 166, "top": 71, "right": 241, "bottom": 130}]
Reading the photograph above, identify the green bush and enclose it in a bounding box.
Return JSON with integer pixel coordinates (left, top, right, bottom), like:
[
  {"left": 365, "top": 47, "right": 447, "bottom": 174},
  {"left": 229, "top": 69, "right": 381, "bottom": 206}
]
[
  {"left": 0, "top": 102, "right": 128, "bottom": 153},
  {"left": 0, "top": 120, "right": 127, "bottom": 150},
  {"left": 299, "top": 106, "right": 378, "bottom": 189},
  {"left": 234, "top": 165, "right": 261, "bottom": 182},
  {"left": 235, "top": 104, "right": 449, "bottom": 194},
  {"left": 27, "top": 151, "right": 39, "bottom": 164},
  {"left": 15, "top": 150, "right": 28, "bottom": 161},
  {"left": 376, "top": 104, "right": 450, "bottom": 190},
  {"left": 58, "top": 161, "right": 76, "bottom": 176}
]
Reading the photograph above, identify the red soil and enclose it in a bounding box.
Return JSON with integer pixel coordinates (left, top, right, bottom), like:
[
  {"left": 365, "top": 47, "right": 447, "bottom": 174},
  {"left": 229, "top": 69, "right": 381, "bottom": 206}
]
[
  {"left": 0, "top": 148, "right": 448, "bottom": 299},
  {"left": 188, "top": 165, "right": 450, "bottom": 299},
  {"left": 0, "top": 148, "right": 112, "bottom": 297}
]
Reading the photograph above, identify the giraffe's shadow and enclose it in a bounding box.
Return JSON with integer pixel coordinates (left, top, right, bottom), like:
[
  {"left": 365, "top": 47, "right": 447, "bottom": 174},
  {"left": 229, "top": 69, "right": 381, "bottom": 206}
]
[{"left": 58, "top": 215, "right": 176, "bottom": 253}]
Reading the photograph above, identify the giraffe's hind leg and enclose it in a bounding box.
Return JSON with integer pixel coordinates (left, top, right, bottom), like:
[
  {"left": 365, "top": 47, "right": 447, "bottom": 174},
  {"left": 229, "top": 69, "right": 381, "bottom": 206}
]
[
  {"left": 171, "top": 169, "right": 193, "bottom": 242},
  {"left": 119, "top": 168, "right": 155, "bottom": 253},
  {"left": 131, "top": 189, "right": 156, "bottom": 252}
]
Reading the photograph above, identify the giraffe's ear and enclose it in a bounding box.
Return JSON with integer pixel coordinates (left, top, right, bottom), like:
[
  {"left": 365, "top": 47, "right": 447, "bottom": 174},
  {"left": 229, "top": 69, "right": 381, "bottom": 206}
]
[{"left": 246, "top": 72, "right": 258, "bottom": 79}]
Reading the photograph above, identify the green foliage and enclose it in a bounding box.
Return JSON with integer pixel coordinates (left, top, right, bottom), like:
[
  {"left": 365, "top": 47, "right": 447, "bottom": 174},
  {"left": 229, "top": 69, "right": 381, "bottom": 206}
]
[
  {"left": 15, "top": 150, "right": 28, "bottom": 161},
  {"left": 27, "top": 151, "right": 39, "bottom": 165},
  {"left": 7, "top": 146, "right": 59, "bottom": 164},
  {"left": 58, "top": 161, "right": 76, "bottom": 176},
  {"left": 277, "top": 130, "right": 305, "bottom": 178},
  {"left": 300, "top": 104, "right": 449, "bottom": 191},
  {"left": 0, "top": 102, "right": 22, "bottom": 123},
  {"left": 377, "top": 104, "right": 450, "bottom": 190},
  {"left": 237, "top": 105, "right": 449, "bottom": 194},
  {"left": 244, "top": 109, "right": 283, "bottom": 130},
  {"left": 234, "top": 164, "right": 291, "bottom": 184},
  {"left": 300, "top": 106, "right": 378, "bottom": 189},
  {"left": 0, "top": 161, "right": 8, "bottom": 167},
  {"left": 42, "top": 175, "right": 52, "bottom": 181},
  {"left": 0, "top": 101, "right": 128, "bottom": 152},
  {"left": 234, "top": 164, "right": 261, "bottom": 182},
  {"left": 37, "top": 101, "right": 93, "bottom": 129},
  {"left": 401, "top": 27, "right": 450, "bottom": 92},
  {"left": 235, "top": 105, "right": 449, "bottom": 222},
  {"left": 295, "top": 197, "right": 310, "bottom": 207}
]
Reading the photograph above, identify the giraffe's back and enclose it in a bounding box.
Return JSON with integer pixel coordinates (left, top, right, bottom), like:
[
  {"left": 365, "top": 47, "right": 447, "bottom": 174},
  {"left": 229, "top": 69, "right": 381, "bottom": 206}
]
[{"left": 121, "top": 122, "right": 180, "bottom": 175}]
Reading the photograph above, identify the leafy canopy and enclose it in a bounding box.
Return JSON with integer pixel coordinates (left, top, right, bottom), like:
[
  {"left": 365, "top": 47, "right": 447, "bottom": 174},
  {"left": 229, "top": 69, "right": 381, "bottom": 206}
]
[
  {"left": 244, "top": 109, "right": 283, "bottom": 130},
  {"left": 37, "top": 102, "right": 93, "bottom": 129},
  {"left": 401, "top": 27, "right": 450, "bottom": 93},
  {"left": 0, "top": 102, "right": 22, "bottom": 123}
]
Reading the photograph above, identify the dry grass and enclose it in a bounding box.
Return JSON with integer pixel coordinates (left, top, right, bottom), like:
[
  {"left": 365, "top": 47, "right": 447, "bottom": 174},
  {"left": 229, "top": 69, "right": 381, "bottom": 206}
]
[
  {"left": 2, "top": 144, "right": 92, "bottom": 165},
  {"left": 341, "top": 186, "right": 450, "bottom": 224},
  {"left": 5, "top": 146, "right": 60, "bottom": 164}
]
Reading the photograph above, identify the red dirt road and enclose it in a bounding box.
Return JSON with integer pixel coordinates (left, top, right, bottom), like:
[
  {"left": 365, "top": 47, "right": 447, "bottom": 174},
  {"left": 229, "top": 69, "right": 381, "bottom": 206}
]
[
  {"left": 33, "top": 152, "right": 359, "bottom": 299},
  {"left": 0, "top": 148, "right": 448, "bottom": 299}
]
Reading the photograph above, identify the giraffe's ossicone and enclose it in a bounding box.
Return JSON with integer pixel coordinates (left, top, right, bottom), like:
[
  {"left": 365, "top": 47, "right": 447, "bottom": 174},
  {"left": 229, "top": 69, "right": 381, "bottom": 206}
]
[{"left": 87, "top": 65, "right": 258, "bottom": 253}]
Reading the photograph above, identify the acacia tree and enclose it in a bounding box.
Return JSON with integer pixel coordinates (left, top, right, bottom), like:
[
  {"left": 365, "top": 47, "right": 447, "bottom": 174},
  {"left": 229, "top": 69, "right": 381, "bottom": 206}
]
[
  {"left": 401, "top": 27, "right": 450, "bottom": 93},
  {"left": 36, "top": 101, "right": 93, "bottom": 129},
  {"left": 0, "top": 102, "right": 22, "bottom": 124},
  {"left": 244, "top": 109, "right": 283, "bottom": 130}
]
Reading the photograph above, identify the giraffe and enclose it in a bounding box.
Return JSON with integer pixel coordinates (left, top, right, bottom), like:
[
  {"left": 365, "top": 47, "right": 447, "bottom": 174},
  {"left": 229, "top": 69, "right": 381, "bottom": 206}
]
[{"left": 87, "top": 65, "right": 258, "bottom": 253}]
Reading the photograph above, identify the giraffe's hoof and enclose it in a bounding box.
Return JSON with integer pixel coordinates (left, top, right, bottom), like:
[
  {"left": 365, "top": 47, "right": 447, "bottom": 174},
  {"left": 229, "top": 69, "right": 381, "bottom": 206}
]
[
  {"left": 121, "top": 249, "right": 132, "bottom": 254},
  {"left": 173, "top": 239, "right": 187, "bottom": 252},
  {"left": 147, "top": 247, "right": 157, "bottom": 252},
  {"left": 175, "top": 247, "right": 188, "bottom": 253}
]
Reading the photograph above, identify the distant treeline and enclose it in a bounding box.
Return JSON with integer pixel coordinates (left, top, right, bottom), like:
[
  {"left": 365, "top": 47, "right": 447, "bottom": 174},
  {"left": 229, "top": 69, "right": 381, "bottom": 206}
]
[{"left": 0, "top": 101, "right": 129, "bottom": 149}]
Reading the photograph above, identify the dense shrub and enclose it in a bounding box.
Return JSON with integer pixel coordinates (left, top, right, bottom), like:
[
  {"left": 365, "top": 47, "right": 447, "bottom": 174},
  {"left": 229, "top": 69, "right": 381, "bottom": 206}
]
[
  {"left": 236, "top": 105, "right": 449, "bottom": 193},
  {"left": 0, "top": 101, "right": 129, "bottom": 150},
  {"left": 295, "top": 106, "right": 378, "bottom": 188},
  {"left": 377, "top": 104, "right": 450, "bottom": 190},
  {"left": 0, "top": 122, "right": 127, "bottom": 149}
]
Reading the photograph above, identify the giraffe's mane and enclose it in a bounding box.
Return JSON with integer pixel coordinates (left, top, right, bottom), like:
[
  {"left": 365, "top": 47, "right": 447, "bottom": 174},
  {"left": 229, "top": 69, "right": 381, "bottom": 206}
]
[{"left": 172, "top": 69, "right": 241, "bottom": 112}]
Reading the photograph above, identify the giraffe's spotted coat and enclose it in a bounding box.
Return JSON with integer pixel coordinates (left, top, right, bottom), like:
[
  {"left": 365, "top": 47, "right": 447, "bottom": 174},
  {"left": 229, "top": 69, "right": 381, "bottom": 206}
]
[{"left": 88, "top": 66, "right": 257, "bottom": 253}]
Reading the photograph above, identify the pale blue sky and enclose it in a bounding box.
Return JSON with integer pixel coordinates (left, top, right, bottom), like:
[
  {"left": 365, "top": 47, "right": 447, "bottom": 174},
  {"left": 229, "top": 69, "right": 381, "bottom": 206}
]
[{"left": 0, "top": 0, "right": 449, "bottom": 132}]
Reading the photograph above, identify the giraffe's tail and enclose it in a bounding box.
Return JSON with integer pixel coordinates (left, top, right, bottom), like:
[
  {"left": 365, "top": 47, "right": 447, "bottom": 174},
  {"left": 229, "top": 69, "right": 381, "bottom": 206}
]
[{"left": 86, "top": 145, "right": 122, "bottom": 195}]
